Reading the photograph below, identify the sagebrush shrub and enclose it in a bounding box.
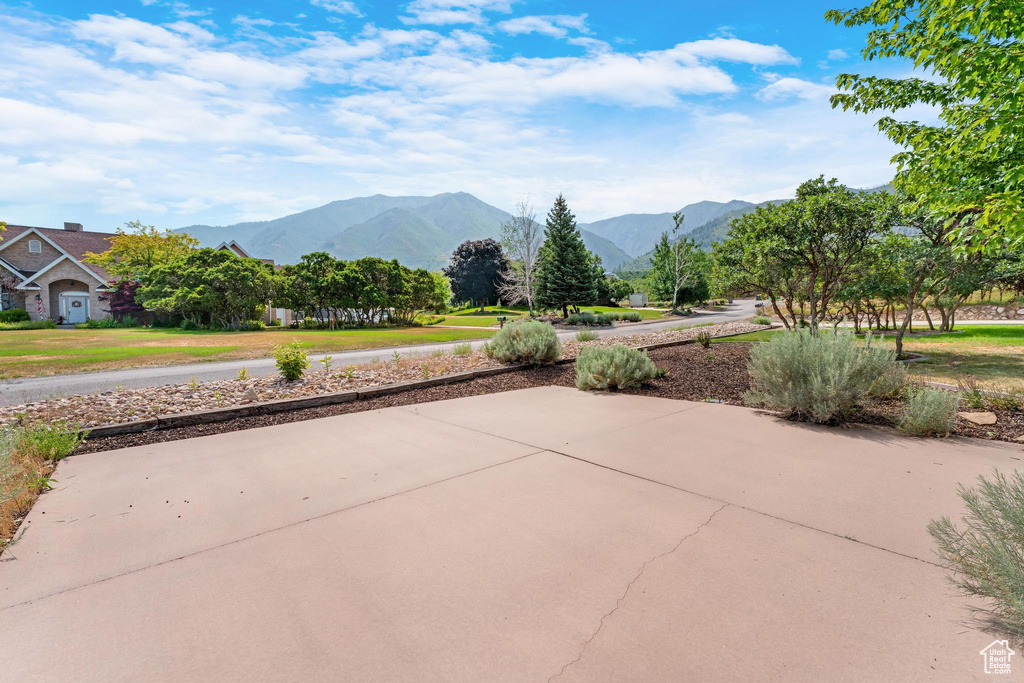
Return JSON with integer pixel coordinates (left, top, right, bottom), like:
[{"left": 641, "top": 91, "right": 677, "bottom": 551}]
[
  {"left": 452, "top": 343, "right": 472, "bottom": 355},
  {"left": 929, "top": 469, "right": 1024, "bottom": 638},
  {"left": 899, "top": 387, "right": 960, "bottom": 437},
  {"left": 744, "top": 330, "right": 895, "bottom": 423},
  {"left": 566, "top": 312, "right": 612, "bottom": 326},
  {"left": 751, "top": 315, "right": 771, "bottom": 326},
  {"left": 275, "top": 342, "right": 310, "bottom": 381},
  {"left": 869, "top": 362, "right": 909, "bottom": 398},
  {"left": 575, "top": 344, "right": 657, "bottom": 390},
  {"left": 487, "top": 320, "right": 561, "bottom": 366},
  {"left": 575, "top": 330, "right": 598, "bottom": 342}
]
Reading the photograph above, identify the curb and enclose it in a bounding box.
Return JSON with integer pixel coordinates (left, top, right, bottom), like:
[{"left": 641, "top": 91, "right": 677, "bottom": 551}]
[{"left": 80, "top": 325, "right": 769, "bottom": 441}]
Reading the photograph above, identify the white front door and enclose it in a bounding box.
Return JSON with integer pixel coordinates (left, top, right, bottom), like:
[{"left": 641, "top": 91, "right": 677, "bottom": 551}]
[{"left": 62, "top": 293, "right": 90, "bottom": 323}]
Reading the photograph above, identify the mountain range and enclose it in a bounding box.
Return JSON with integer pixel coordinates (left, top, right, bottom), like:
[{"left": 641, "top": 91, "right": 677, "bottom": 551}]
[{"left": 178, "top": 192, "right": 752, "bottom": 272}]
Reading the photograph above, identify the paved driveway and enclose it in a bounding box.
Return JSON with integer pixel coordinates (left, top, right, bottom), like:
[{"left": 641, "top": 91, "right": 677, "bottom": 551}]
[
  {"left": 3, "top": 386, "right": 1018, "bottom": 681},
  {"left": 0, "top": 300, "right": 758, "bottom": 405}
]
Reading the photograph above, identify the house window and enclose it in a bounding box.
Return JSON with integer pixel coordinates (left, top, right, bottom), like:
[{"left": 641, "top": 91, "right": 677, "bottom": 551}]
[
  {"left": 0, "top": 289, "right": 10, "bottom": 311},
  {"left": 28, "top": 239, "right": 42, "bottom": 253}
]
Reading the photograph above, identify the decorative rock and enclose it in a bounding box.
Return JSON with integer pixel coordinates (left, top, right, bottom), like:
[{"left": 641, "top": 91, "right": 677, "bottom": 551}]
[
  {"left": 958, "top": 411, "right": 998, "bottom": 426},
  {"left": 0, "top": 321, "right": 767, "bottom": 430}
]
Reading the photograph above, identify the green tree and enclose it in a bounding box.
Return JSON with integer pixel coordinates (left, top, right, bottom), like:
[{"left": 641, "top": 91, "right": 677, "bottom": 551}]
[
  {"left": 83, "top": 221, "right": 199, "bottom": 281},
  {"left": 443, "top": 239, "right": 507, "bottom": 311},
  {"left": 137, "top": 248, "right": 279, "bottom": 329},
  {"left": 827, "top": 1, "right": 1024, "bottom": 252},
  {"left": 648, "top": 213, "right": 707, "bottom": 309},
  {"left": 535, "top": 194, "right": 598, "bottom": 317}
]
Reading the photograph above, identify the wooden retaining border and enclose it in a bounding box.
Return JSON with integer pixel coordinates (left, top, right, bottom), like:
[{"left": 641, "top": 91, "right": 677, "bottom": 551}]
[{"left": 81, "top": 326, "right": 765, "bottom": 441}]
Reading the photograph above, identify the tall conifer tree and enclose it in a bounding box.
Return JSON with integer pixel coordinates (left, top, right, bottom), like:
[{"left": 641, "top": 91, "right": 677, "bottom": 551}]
[{"left": 535, "top": 194, "right": 598, "bottom": 317}]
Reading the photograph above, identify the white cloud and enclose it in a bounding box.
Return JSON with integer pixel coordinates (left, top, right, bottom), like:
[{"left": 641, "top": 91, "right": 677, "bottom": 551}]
[
  {"left": 310, "top": 0, "right": 363, "bottom": 16},
  {"left": 400, "top": 0, "right": 512, "bottom": 26},
  {"left": 827, "top": 48, "right": 848, "bottom": 60},
  {"left": 0, "top": 7, "right": 898, "bottom": 230},
  {"left": 671, "top": 38, "right": 799, "bottom": 66},
  {"left": 496, "top": 15, "right": 587, "bottom": 39},
  {"left": 757, "top": 77, "right": 835, "bottom": 102}
]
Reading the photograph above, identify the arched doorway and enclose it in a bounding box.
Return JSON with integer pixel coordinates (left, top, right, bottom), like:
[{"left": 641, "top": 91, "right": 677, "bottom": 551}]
[{"left": 48, "top": 279, "right": 91, "bottom": 323}]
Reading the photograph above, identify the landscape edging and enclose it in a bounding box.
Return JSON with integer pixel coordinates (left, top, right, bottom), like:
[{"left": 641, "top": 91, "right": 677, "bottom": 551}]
[{"left": 79, "top": 326, "right": 766, "bottom": 442}]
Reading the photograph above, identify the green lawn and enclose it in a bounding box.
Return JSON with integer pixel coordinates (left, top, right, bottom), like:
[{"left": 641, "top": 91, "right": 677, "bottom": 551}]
[
  {"left": 712, "top": 325, "right": 1024, "bottom": 390},
  {"left": 0, "top": 326, "right": 497, "bottom": 379}
]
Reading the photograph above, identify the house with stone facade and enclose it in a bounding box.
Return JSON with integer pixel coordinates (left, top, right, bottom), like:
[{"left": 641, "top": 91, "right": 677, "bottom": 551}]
[{"left": 0, "top": 223, "right": 114, "bottom": 323}]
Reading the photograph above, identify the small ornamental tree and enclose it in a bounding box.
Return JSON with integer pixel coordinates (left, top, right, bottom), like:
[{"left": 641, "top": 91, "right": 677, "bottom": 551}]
[
  {"left": 535, "top": 194, "right": 598, "bottom": 317},
  {"left": 102, "top": 280, "right": 146, "bottom": 320},
  {"left": 443, "top": 239, "right": 508, "bottom": 311}
]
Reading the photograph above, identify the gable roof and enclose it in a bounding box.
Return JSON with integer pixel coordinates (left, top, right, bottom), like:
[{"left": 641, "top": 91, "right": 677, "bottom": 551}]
[
  {"left": 0, "top": 224, "right": 115, "bottom": 282},
  {"left": 216, "top": 240, "right": 252, "bottom": 258}
]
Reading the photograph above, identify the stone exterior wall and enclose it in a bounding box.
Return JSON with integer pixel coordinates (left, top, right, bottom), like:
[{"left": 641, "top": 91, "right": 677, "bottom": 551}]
[
  {"left": 0, "top": 236, "right": 63, "bottom": 272},
  {"left": 30, "top": 261, "right": 110, "bottom": 322},
  {"left": 911, "top": 303, "right": 1024, "bottom": 322}
]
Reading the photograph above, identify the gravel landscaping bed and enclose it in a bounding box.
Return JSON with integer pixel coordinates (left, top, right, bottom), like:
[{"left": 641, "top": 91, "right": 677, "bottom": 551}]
[
  {"left": 74, "top": 339, "right": 1024, "bottom": 454},
  {"left": 1, "top": 322, "right": 764, "bottom": 430}
]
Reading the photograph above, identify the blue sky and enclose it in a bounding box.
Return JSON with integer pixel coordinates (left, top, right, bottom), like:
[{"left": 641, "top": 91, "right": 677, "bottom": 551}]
[{"left": 0, "top": 0, "right": 910, "bottom": 230}]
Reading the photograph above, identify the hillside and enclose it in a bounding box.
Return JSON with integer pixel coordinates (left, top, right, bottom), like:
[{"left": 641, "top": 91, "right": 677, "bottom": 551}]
[
  {"left": 179, "top": 192, "right": 634, "bottom": 270},
  {"left": 580, "top": 200, "right": 754, "bottom": 257}
]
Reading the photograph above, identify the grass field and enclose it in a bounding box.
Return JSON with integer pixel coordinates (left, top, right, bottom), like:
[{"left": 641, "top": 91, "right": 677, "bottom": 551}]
[
  {"left": 0, "top": 326, "right": 497, "bottom": 379},
  {"left": 716, "top": 325, "right": 1024, "bottom": 390}
]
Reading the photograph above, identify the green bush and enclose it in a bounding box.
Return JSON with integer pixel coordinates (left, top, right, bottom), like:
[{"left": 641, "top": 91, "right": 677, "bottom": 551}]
[
  {"left": 15, "top": 422, "right": 86, "bottom": 461},
  {"left": 601, "top": 311, "right": 642, "bottom": 323},
  {"left": 575, "top": 330, "right": 598, "bottom": 342},
  {"left": 274, "top": 342, "right": 310, "bottom": 381},
  {"left": 575, "top": 344, "right": 658, "bottom": 390},
  {"left": 869, "top": 362, "right": 909, "bottom": 398},
  {"left": 267, "top": 319, "right": 282, "bottom": 327},
  {"left": 452, "top": 342, "right": 472, "bottom": 355},
  {"left": 929, "top": 469, "right": 1024, "bottom": 638},
  {"left": 695, "top": 330, "right": 712, "bottom": 348},
  {"left": 179, "top": 319, "right": 200, "bottom": 331},
  {"left": 751, "top": 315, "right": 772, "bottom": 326},
  {"left": 0, "top": 308, "right": 30, "bottom": 323},
  {"left": 238, "top": 320, "right": 265, "bottom": 331},
  {"left": 416, "top": 314, "right": 445, "bottom": 326},
  {"left": 899, "top": 387, "right": 960, "bottom": 437},
  {"left": 0, "top": 320, "right": 56, "bottom": 330},
  {"left": 485, "top": 319, "right": 561, "bottom": 366},
  {"left": 744, "top": 330, "right": 895, "bottom": 423}
]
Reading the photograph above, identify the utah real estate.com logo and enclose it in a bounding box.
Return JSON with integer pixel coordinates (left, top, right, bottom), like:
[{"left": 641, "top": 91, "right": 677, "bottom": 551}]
[{"left": 980, "top": 640, "right": 1015, "bottom": 675}]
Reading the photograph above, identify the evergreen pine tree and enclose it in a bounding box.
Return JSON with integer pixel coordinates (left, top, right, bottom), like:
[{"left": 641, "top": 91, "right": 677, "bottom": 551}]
[{"left": 535, "top": 194, "right": 598, "bottom": 317}]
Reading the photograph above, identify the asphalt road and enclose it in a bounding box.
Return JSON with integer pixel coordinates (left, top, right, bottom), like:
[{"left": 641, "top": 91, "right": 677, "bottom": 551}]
[{"left": 0, "top": 299, "right": 758, "bottom": 405}]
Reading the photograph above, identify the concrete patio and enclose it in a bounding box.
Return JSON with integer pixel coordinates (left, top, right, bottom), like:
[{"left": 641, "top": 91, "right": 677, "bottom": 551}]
[{"left": 2, "top": 386, "right": 1020, "bottom": 681}]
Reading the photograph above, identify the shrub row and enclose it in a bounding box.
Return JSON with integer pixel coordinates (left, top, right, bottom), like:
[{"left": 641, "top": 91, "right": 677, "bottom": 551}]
[{"left": 0, "top": 308, "right": 30, "bottom": 323}]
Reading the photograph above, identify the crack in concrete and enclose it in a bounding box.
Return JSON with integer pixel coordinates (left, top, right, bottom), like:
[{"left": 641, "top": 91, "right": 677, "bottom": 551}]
[{"left": 548, "top": 502, "right": 730, "bottom": 682}]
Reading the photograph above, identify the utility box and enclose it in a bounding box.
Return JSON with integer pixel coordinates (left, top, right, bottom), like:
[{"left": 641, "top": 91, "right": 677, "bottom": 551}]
[{"left": 629, "top": 293, "right": 649, "bottom": 307}]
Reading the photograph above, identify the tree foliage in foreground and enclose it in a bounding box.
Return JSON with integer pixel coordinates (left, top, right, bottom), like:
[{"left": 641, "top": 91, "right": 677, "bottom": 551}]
[{"left": 828, "top": 0, "right": 1024, "bottom": 252}]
